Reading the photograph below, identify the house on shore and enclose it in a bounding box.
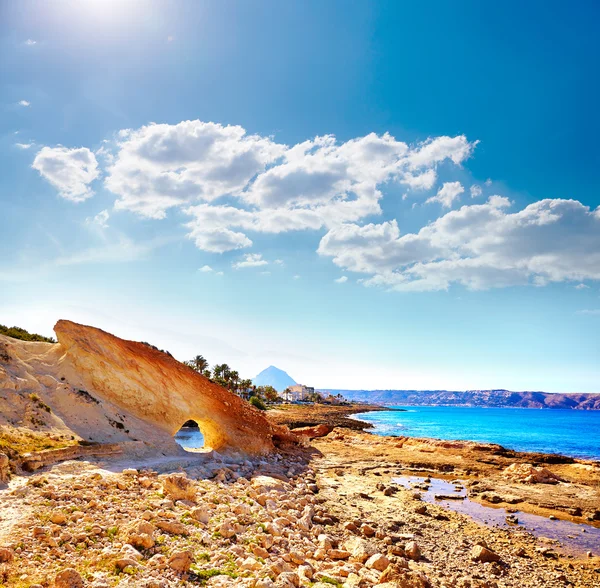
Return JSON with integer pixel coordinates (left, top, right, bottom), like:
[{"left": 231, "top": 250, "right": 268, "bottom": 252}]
[{"left": 282, "top": 384, "right": 315, "bottom": 402}]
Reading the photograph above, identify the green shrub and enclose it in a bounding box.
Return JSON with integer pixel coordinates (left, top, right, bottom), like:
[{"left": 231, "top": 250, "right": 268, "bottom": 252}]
[
  {"left": 0, "top": 324, "right": 56, "bottom": 343},
  {"left": 249, "top": 396, "right": 267, "bottom": 411}
]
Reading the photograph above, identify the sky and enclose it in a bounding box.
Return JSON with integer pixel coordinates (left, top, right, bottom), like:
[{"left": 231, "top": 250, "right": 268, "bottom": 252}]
[{"left": 1, "top": 0, "right": 599, "bottom": 393}]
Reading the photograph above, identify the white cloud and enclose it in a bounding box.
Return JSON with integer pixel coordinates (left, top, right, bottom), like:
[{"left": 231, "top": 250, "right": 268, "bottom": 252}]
[
  {"left": 106, "top": 120, "right": 286, "bottom": 219},
  {"left": 334, "top": 276, "right": 348, "bottom": 283},
  {"left": 575, "top": 283, "right": 589, "bottom": 290},
  {"left": 232, "top": 253, "right": 268, "bottom": 269},
  {"left": 577, "top": 309, "right": 600, "bottom": 316},
  {"left": 470, "top": 184, "right": 482, "bottom": 198},
  {"left": 18, "top": 100, "right": 30, "bottom": 107},
  {"left": 293, "top": 275, "right": 301, "bottom": 280},
  {"left": 274, "top": 259, "right": 285, "bottom": 266},
  {"left": 485, "top": 178, "right": 492, "bottom": 186},
  {"left": 32, "top": 146, "right": 100, "bottom": 202},
  {"left": 99, "top": 120, "right": 476, "bottom": 250},
  {"left": 198, "top": 265, "right": 223, "bottom": 275},
  {"left": 85, "top": 209, "right": 109, "bottom": 229},
  {"left": 24, "top": 39, "right": 37, "bottom": 46},
  {"left": 426, "top": 181, "right": 464, "bottom": 208},
  {"left": 318, "top": 197, "right": 600, "bottom": 291},
  {"left": 15, "top": 143, "right": 33, "bottom": 149},
  {"left": 187, "top": 227, "right": 252, "bottom": 253},
  {"left": 260, "top": 271, "right": 271, "bottom": 276}
]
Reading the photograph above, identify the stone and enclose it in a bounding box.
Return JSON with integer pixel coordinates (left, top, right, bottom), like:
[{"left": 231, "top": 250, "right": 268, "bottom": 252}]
[
  {"left": 115, "top": 557, "right": 140, "bottom": 571},
  {"left": 361, "top": 523, "right": 376, "bottom": 537},
  {"left": 379, "top": 566, "right": 430, "bottom": 588},
  {"left": 365, "top": 553, "right": 390, "bottom": 571},
  {"left": 471, "top": 544, "right": 501, "bottom": 563},
  {"left": 345, "top": 537, "right": 377, "bottom": 563},
  {"left": 502, "top": 463, "right": 561, "bottom": 484},
  {"left": 328, "top": 549, "right": 351, "bottom": 560},
  {"left": 290, "top": 424, "right": 333, "bottom": 438},
  {"left": 167, "top": 550, "right": 193, "bottom": 572},
  {"left": 50, "top": 512, "right": 67, "bottom": 525},
  {"left": 54, "top": 568, "right": 84, "bottom": 588},
  {"left": 405, "top": 541, "right": 421, "bottom": 560},
  {"left": 190, "top": 507, "right": 210, "bottom": 523},
  {"left": 156, "top": 520, "right": 189, "bottom": 535},
  {"left": 0, "top": 547, "right": 14, "bottom": 563},
  {"left": 0, "top": 453, "right": 10, "bottom": 484},
  {"left": 218, "top": 520, "right": 236, "bottom": 538},
  {"left": 162, "top": 474, "right": 196, "bottom": 502}
]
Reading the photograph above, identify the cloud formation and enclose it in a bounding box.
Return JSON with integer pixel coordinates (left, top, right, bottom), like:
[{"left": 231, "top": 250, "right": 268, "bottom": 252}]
[
  {"left": 31, "top": 118, "right": 600, "bottom": 293},
  {"left": 318, "top": 197, "right": 600, "bottom": 291},
  {"left": 98, "top": 120, "right": 476, "bottom": 251},
  {"left": 32, "top": 146, "right": 99, "bottom": 202},
  {"left": 232, "top": 253, "right": 268, "bottom": 269},
  {"left": 426, "top": 181, "right": 464, "bottom": 208}
]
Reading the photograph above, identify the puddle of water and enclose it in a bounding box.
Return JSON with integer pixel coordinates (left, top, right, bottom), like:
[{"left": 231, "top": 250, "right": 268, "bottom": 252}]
[{"left": 393, "top": 475, "right": 600, "bottom": 557}]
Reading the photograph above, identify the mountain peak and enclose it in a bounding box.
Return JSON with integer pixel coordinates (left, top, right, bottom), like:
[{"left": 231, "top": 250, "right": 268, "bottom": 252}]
[{"left": 253, "top": 366, "right": 297, "bottom": 392}]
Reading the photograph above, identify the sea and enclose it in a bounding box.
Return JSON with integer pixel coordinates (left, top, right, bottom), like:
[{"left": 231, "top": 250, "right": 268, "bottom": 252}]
[{"left": 352, "top": 406, "right": 600, "bottom": 460}]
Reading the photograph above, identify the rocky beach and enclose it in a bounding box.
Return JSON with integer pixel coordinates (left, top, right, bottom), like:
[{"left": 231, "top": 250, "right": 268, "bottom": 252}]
[{"left": 1, "top": 323, "right": 599, "bottom": 587}]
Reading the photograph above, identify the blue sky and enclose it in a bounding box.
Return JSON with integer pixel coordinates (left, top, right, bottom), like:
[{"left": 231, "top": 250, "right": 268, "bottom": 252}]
[{"left": 1, "top": 0, "right": 599, "bottom": 392}]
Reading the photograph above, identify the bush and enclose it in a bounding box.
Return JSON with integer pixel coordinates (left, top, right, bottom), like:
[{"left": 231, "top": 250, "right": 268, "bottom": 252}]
[
  {"left": 249, "top": 396, "right": 267, "bottom": 411},
  {"left": 0, "top": 324, "right": 56, "bottom": 343}
]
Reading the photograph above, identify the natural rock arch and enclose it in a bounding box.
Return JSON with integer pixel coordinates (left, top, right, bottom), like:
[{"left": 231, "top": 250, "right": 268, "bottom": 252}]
[{"left": 55, "top": 320, "right": 296, "bottom": 454}]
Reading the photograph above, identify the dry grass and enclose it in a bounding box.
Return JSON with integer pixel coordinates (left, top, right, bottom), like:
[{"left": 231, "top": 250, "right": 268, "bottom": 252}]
[{"left": 0, "top": 428, "right": 78, "bottom": 459}]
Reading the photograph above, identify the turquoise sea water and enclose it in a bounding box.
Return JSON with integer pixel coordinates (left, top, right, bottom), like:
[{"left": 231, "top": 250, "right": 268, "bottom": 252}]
[{"left": 352, "top": 406, "right": 600, "bottom": 460}]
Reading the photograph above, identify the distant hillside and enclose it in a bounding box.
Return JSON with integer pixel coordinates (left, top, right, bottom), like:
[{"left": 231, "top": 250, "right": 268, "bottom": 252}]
[
  {"left": 320, "top": 389, "right": 600, "bottom": 410},
  {"left": 253, "top": 366, "right": 297, "bottom": 392}
]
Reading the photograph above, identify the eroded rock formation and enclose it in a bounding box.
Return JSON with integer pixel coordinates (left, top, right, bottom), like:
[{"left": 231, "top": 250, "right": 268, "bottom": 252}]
[{"left": 0, "top": 320, "right": 295, "bottom": 457}]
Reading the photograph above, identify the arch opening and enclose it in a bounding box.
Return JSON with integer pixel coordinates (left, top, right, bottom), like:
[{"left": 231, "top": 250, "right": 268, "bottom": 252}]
[{"left": 174, "top": 420, "right": 208, "bottom": 452}]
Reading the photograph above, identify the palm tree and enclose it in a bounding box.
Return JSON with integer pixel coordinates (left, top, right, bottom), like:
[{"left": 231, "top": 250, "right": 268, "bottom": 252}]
[
  {"left": 229, "top": 370, "right": 240, "bottom": 394},
  {"left": 192, "top": 355, "right": 209, "bottom": 373},
  {"left": 239, "top": 378, "right": 253, "bottom": 399}
]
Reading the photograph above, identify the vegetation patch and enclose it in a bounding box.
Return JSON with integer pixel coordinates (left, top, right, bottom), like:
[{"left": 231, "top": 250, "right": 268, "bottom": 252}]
[{"left": 0, "top": 324, "right": 56, "bottom": 343}]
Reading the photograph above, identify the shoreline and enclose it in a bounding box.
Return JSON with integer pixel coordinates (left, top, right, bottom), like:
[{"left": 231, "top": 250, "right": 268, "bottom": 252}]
[
  {"left": 0, "top": 408, "right": 598, "bottom": 586},
  {"left": 268, "top": 403, "right": 600, "bottom": 530}
]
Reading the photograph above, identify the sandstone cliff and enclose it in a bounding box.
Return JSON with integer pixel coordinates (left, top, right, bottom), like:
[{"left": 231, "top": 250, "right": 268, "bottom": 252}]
[{"left": 0, "top": 320, "right": 295, "bottom": 458}]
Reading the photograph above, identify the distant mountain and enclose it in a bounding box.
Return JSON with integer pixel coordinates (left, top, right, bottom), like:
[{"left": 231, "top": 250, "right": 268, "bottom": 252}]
[
  {"left": 253, "top": 366, "right": 297, "bottom": 392},
  {"left": 319, "top": 389, "right": 600, "bottom": 410}
]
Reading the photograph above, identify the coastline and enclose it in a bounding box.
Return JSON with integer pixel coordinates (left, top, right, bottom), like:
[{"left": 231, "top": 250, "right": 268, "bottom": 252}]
[
  {"left": 267, "top": 402, "right": 404, "bottom": 431},
  {"left": 0, "top": 405, "right": 598, "bottom": 586},
  {"left": 267, "top": 403, "right": 600, "bottom": 529}
]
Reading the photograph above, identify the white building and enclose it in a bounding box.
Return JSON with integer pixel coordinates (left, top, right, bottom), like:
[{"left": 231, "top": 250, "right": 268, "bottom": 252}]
[{"left": 283, "top": 384, "right": 314, "bottom": 402}]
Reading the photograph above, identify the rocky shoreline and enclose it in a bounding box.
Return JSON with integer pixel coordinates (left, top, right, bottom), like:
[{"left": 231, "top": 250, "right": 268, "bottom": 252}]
[{"left": 0, "top": 409, "right": 599, "bottom": 587}]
